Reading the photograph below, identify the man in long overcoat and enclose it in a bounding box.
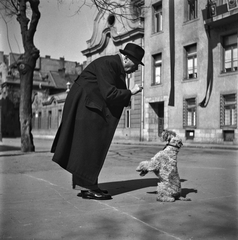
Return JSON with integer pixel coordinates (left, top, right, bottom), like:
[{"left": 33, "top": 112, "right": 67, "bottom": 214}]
[{"left": 51, "top": 43, "right": 144, "bottom": 200}]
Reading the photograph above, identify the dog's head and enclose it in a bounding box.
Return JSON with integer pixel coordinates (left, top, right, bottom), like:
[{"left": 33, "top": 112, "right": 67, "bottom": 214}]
[
  {"left": 161, "top": 129, "right": 176, "bottom": 142},
  {"left": 169, "top": 136, "right": 183, "bottom": 149},
  {"left": 161, "top": 130, "right": 183, "bottom": 149}
]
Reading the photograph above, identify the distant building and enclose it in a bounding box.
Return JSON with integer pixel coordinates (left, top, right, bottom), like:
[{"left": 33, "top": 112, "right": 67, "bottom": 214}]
[{"left": 0, "top": 52, "right": 83, "bottom": 137}]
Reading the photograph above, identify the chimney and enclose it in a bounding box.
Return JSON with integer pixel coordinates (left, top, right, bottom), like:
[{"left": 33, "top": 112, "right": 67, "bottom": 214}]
[{"left": 59, "top": 57, "right": 65, "bottom": 70}]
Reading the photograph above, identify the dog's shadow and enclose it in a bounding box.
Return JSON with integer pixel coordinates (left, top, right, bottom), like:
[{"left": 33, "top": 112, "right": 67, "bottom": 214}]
[
  {"left": 99, "top": 178, "right": 197, "bottom": 198},
  {"left": 146, "top": 179, "right": 197, "bottom": 199},
  {"left": 180, "top": 179, "right": 198, "bottom": 198},
  {"left": 99, "top": 178, "right": 158, "bottom": 196}
]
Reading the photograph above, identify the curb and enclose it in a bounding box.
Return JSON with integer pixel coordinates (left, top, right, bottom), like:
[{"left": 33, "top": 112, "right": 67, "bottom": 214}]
[{"left": 112, "top": 140, "right": 238, "bottom": 150}]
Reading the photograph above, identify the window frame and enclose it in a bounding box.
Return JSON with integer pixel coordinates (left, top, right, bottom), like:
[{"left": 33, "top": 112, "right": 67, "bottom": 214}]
[
  {"left": 221, "top": 33, "right": 238, "bottom": 73},
  {"left": 185, "top": 0, "right": 198, "bottom": 21},
  {"left": 220, "top": 93, "right": 237, "bottom": 128},
  {"left": 48, "top": 110, "right": 52, "bottom": 129},
  {"left": 184, "top": 43, "right": 197, "bottom": 80},
  {"left": 152, "top": 53, "right": 162, "bottom": 85},
  {"left": 125, "top": 109, "right": 131, "bottom": 128},
  {"left": 152, "top": 1, "right": 163, "bottom": 33},
  {"left": 183, "top": 97, "right": 197, "bottom": 128}
]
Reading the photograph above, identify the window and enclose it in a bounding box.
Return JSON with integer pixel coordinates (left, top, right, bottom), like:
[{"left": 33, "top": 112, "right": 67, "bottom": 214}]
[
  {"left": 126, "top": 74, "right": 132, "bottom": 108},
  {"left": 48, "top": 110, "right": 52, "bottom": 129},
  {"left": 222, "top": 33, "right": 238, "bottom": 73},
  {"left": 186, "top": 130, "right": 195, "bottom": 140},
  {"left": 152, "top": 53, "right": 162, "bottom": 85},
  {"left": 107, "top": 14, "right": 115, "bottom": 26},
  {"left": 185, "top": 44, "right": 197, "bottom": 79},
  {"left": 125, "top": 109, "right": 130, "bottom": 128},
  {"left": 38, "top": 112, "right": 42, "bottom": 129},
  {"left": 153, "top": 2, "right": 162, "bottom": 33},
  {"left": 220, "top": 94, "right": 237, "bottom": 127},
  {"left": 183, "top": 98, "right": 196, "bottom": 128},
  {"left": 58, "top": 109, "right": 62, "bottom": 127},
  {"left": 185, "top": 0, "right": 198, "bottom": 21}
]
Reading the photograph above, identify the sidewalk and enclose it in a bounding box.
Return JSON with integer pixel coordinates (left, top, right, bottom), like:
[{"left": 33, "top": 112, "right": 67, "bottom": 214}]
[
  {"left": 5, "top": 135, "right": 236, "bottom": 150},
  {"left": 0, "top": 138, "right": 238, "bottom": 240}
]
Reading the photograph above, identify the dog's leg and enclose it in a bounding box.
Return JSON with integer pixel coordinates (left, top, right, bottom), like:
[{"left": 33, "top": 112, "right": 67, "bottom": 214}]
[
  {"left": 136, "top": 161, "right": 149, "bottom": 176},
  {"left": 156, "top": 193, "right": 175, "bottom": 202},
  {"left": 156, "top": 184, "right": 176, "bottom": 202}
]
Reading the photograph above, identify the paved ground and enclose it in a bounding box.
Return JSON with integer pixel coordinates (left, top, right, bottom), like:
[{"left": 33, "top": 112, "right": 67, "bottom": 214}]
[{"left": 0, "top": 138, "right": 237, "bottom": 240}]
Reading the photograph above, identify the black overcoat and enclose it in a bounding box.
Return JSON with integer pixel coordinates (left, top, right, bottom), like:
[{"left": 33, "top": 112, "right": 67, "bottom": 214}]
[{"left": 51, "top": 54, "right": 131, "bottom": 184}]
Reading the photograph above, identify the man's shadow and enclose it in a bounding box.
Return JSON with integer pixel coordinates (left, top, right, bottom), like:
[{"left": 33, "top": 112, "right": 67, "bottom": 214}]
[
  {"left": 99, "top": 178, "right": 197, "bottom": 198},
  {"left": 99, "top": 178, "right": 158, "bottom": 196}
]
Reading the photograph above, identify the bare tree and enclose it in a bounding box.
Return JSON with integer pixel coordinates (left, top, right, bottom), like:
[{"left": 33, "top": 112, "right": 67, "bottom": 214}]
[
  {"left": 0, "top": 0, "right": 40, "bottom": 152},
  {"left": 0, "top": 0, "right": 144, "bottom": 152}
]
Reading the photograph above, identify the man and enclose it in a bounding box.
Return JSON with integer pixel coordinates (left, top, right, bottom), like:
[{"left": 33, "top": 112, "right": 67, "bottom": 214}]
[{"left": 51, "top": 43, "right": 144, "bottom": 200}]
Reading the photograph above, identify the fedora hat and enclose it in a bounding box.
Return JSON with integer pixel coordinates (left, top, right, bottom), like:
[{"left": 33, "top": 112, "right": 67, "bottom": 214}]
[{"left": 119, "top": 43, "right": 144, "bottom": 66}]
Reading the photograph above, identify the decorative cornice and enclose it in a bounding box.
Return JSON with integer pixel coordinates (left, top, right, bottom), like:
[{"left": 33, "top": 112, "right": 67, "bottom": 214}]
[{"left": 82, "top": 27, "right": 144, "bottom": 57}]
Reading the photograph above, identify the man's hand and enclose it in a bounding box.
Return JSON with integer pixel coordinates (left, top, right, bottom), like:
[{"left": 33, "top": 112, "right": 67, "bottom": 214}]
[{"left": 130, "top": 84, "right": 143, "bottom": 95}]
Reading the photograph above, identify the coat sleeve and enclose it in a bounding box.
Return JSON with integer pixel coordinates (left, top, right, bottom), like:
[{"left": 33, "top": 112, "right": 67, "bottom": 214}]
[{"left": 95, "top": 58, "right": 132, "bottom": 107}]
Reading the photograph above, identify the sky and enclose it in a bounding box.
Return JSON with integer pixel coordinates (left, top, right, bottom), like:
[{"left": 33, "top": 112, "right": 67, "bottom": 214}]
[{"left": 0, "top": 0, "right": 97, "bottom": 63}]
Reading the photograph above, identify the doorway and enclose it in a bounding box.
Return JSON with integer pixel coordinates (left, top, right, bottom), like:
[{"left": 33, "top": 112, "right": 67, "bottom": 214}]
[{"left": 150, "top": 101, "right": 164, "bottom": 136}]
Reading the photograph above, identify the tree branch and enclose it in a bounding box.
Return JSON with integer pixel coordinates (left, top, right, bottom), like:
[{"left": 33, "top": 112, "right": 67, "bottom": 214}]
[
  {"left": 28, "top": 0, "right": 41, "bottom": 48},
  {"left": 17, "top": 0, "right": 29, "bottom": 51}
]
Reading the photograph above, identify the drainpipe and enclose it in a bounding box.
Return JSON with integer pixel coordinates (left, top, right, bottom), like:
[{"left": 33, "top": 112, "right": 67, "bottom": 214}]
[{"left": 140, "top": 37, "right": 145, "bottom": 142}]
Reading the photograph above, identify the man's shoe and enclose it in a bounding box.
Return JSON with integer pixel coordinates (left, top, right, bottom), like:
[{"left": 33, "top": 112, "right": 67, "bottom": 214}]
[
  {"left": 78, "top": 190, "right": 112, "bottom": 200},
  {"left": 74, "top": 187, "right": 108, "bottom": 194}
]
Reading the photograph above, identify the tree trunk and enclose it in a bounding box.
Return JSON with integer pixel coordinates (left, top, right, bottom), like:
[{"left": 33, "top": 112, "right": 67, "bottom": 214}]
[
  {"left": 18, "top": 54, "right": 36, "bottom": 152},
  {"left": 16, "top": 0, "right": 41, "bottom": 152}
]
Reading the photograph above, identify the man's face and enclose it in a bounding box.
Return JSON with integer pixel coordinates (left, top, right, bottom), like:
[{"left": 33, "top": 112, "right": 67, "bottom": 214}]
[{"left": 124, "top": 57, "right": 139, "bottom": 74}]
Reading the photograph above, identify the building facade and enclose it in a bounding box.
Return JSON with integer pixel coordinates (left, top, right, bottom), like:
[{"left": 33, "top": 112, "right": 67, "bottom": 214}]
[{"left": 141, "top": 0, "right": 237, "bottom": 144}]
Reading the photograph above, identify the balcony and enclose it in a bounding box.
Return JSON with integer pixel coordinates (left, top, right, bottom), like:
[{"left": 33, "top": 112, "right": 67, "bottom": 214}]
[{"left": 202, "top": 1, "right": 238, "bottom": 27}]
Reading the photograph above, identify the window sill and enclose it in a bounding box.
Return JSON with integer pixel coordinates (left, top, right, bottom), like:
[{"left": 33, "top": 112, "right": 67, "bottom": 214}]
[
  {"left": 183, "top": 18, "right": 199, "bottom": 26},
  {"left": 220, "top": 125, "right": 237, "bottom": 130},
  {"left": 151, "top": 83, "right": 162, "bottom": 87},
  {"left": 219, "top": 71, "right": 238, "bottom": 77},
  {"left": 183, "top": 126, "right": 196, "bottom": 129},
  {"left": 151, "top": 31, "right": 164, "bottom": 37},
  {"left": 182, "top": 78, "right": 198, "bottom": 83}
]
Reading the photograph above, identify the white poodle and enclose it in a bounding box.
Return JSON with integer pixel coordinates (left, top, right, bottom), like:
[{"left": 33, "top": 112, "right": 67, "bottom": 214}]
[{"left": 136, "top": 130, "right": 190, "bottom": 202}]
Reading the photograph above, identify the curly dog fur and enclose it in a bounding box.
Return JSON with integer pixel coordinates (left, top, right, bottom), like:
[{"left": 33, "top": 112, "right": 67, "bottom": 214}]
[{"left": 136, "top": 130, "right": 190, "bottom": 202}]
